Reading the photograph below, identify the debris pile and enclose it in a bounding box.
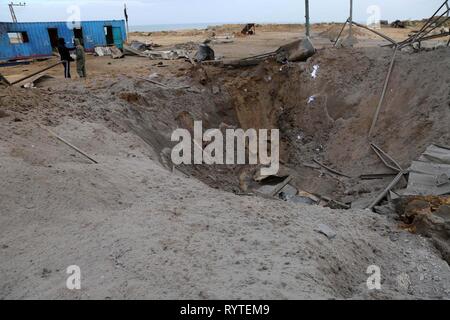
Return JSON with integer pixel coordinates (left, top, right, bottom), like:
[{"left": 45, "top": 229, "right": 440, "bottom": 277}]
[
  {"left": 94, "top": 45, "right": 124, "bottom": 59},
  {"left": 395, "top": 195, "right": 450, "bottom": 263},
  {"left": 391, "top": 20, "right": 406, "bottom": 28},
  {"left": 241, "top": 23, "right": 256, "bottom": 35},
  {"left": 123, "top": 42, "right": 190, "bottom": 61}
]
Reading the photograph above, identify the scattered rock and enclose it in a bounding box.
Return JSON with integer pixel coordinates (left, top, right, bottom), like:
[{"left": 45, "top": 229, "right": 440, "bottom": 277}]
[
  {"left": 0, "top": 110, "right": 9, "bottom": 118},
  {"left": 41, "top": 268, "right": 52, "bottom": 279},
  {"left": 315, "top": 224, "right": 337, "bottom": 239},
  {"left": 374, "top": 203, "right": 396, "bottom": 216},
  {"left": 396, "top": 272, "right": 411, "bottom": 292},
  {"left": 212, "top": 86, "right": 220, "bottom": 94}
]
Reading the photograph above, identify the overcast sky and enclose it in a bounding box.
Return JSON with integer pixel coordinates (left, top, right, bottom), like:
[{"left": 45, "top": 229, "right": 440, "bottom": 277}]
[{"left": 0, "top": 0, "right": 446, "bottom": 26}]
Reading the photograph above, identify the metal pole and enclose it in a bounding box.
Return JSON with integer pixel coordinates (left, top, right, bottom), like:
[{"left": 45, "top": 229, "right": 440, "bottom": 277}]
[
  {"left": 400, "top": 0, "right": 448, "bottom": 47},
  {"left": 367, "top": 171, "right": 405, "bottom": 210},
  {"left": 39, "top": 124, "right": 98, "bottom": 164},
  {"left": 305, "top": 0, "right": 310, "bottom": 37},
  {"left": 351, "top": 20, "right": 397, "bottom": 45},
  {"left": 9, "top": 3, "right": 17, "bottom": 23},
  {"left": 349, "top": 0, "right": 353, "bottom": 39},
  {"left": 334, "top": 18, "right": 349, "bottom": 47},
  {"left": 369, "top": 46, "right": 398, "bottom": 137},
  {"left": 124, "top": 3, "right": 129, "bottom": 40}
]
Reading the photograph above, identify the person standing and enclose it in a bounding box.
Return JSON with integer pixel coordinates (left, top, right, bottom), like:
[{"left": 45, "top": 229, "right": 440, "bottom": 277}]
[
  {"left": 57, "top": 38, "right": 73, "bottom": 78},
  {"left": 74, "top": 38, "right": 86, "bottom": 78}
]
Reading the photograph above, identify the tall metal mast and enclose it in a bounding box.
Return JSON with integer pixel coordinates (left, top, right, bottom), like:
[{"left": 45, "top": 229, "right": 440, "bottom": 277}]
[
  {"left": 305, "top": 0, "right": 311, "bottom": 37},
  {"left": 349, "top": 0, "right": 353, "bottom": 39}
]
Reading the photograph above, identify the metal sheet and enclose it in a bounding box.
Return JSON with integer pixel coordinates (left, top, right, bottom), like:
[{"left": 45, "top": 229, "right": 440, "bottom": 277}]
[
  {"left": 419, "top": 144, "right": 450, "bottom": 164},
  {"left": 405, "top": 144, "right": 450, "bottom": 196}
]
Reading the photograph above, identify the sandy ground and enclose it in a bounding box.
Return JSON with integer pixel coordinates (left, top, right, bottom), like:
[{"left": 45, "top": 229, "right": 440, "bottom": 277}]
[
  {"left": 1, "top": 23, "right": 450, "bottom": 300},
  {"left": 0, "top": 117, "right": 449, "bottom": 299}
]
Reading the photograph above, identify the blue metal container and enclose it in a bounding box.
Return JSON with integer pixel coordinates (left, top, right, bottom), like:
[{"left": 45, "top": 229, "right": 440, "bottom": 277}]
[{"left": 0, "top": 20, "right": 127, "bottom": 61}]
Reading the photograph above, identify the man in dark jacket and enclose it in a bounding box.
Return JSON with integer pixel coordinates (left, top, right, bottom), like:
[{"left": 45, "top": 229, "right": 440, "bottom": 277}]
[{"left": 57, "top": 38, "right": 74, "bottom": 78}]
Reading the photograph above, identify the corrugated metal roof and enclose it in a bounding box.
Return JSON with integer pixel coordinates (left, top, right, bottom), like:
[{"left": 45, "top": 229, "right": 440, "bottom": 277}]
[{"left": 405, "top": 144, "right": 450, "bottom": 196}]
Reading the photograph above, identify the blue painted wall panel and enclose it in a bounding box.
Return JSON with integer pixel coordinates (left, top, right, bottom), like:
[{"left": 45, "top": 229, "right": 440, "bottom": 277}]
[{"left": 0, "top": 20, "right": 126, "bottom": 61}]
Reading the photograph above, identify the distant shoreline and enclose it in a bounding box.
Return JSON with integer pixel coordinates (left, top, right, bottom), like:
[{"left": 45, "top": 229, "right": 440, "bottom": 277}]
[
  {"left": 128, "top": 19, "right": 432, "bottom": 33},
  {"left": 128, "top": 22, "right": 314, "bottom": 33},
  {"left": 129, "top": 23, "right": 229, "bottom": 32}
]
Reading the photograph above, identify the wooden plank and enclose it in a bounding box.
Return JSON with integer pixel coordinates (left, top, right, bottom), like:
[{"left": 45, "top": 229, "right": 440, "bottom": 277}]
[
  {"left": 10, "top": 61, "right": 62, "bottom": 86},
  {"left": 359, "top": 173, "right": 397, "bottom": 180},
  {"left": 270, "top": 176, "right": 293, "bottom": 197},
  {"left": 367, "top": 171, "right": 405, "bottom": 210},
  {"left": 0, "top": 72, "right": 11, "bottom": 85}
]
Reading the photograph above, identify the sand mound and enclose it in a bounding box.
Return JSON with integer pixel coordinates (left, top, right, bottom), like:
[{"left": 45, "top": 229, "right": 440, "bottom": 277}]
[{"left": 319, "top": 24, "right": 370, "bottom": 40}]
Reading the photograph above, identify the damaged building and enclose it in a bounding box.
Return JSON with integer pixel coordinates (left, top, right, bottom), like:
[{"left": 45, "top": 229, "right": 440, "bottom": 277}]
[{"left": 0, "top": 20, "right": 127, "bottom": 61}]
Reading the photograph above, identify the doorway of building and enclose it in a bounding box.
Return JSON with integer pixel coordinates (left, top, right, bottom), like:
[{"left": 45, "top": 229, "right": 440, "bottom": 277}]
[
  {"left": 73, "top": 28, "right": 84, "bottom": 46},
  {"left": 47, "top": 28, "right": 59, "bottom": 50},
  {"left": 104, "top": 26, "right": 123, "bottom": 49},
  {"left": 104, "top": 26, "right": 114, "bottom": 46}
]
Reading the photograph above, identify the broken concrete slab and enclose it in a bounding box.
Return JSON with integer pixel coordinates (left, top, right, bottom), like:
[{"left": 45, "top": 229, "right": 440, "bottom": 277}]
[
  {"left": 275, "top": 38, "right": 316, "bottom": 63},
  {"left": 110, "top": 46, "right": 124, "bottom": 59},
  {"left": 94, "top": 46, "right": 112, "bottom": 57}
]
